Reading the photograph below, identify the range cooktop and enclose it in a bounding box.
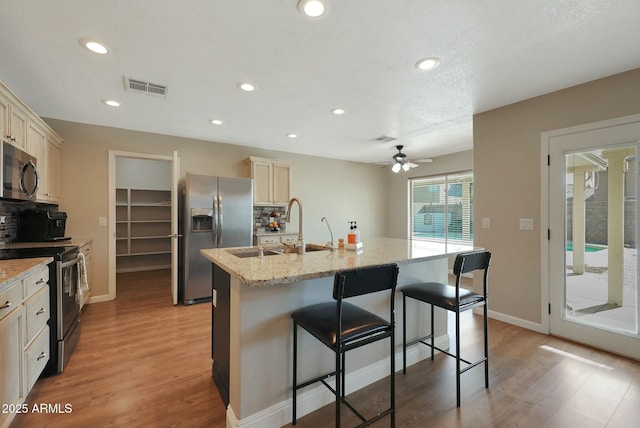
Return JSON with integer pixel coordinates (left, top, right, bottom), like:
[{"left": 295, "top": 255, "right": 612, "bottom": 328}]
[{"left": 0, "top": 245, "right": 79, "bottom": 261}]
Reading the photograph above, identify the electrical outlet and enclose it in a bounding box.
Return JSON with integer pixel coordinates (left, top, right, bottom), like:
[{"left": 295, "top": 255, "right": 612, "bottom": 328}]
[{"left": 99, "top": 216, "right": 107, "bottom": 227}]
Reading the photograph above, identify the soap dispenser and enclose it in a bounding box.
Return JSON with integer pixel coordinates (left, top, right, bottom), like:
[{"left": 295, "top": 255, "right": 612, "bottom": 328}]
[
  {"left": 353, "top": 221, "right": 361, "bottom": 244},
  {"left": 347, "top": 221, "right": 356, "bottom": 244}
]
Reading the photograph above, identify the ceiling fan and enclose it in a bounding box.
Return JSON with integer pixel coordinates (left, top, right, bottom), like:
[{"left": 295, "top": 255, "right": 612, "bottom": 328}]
[{"left": 390, "top": 145, "right": 432, "bottom": 173}]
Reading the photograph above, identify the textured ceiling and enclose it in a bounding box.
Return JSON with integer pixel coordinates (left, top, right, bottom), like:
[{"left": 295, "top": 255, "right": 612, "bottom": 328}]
[{"left": 0, "top": 0, "right": 639, "bottom": 164}]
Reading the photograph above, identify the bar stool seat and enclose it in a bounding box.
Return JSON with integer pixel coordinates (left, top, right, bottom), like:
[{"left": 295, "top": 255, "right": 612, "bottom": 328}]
[
  {"left": 292, "top": 301, "right": 391, "bottom": 347},
  {"left": 402, "top": 282, "right": 484, "bottom": 311}
]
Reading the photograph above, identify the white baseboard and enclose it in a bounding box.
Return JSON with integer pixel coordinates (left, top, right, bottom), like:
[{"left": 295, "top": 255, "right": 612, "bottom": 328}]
[
  {"left": 226, "top": 334, "right": 449, "bottom": 428},
  {"left": 87, "top": 294, "right": 111, "bottom": 304},
  {"left": 484, "top": 308, "right": 546, "bottom": 334}
]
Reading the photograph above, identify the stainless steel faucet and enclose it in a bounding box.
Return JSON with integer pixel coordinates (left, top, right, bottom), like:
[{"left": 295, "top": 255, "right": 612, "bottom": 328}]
[
  {"left": 321, "top": 217, "right": 335, "bottom": 251},
  {"left": 285, "top": 197, "right": 305, "bottom": 254}
]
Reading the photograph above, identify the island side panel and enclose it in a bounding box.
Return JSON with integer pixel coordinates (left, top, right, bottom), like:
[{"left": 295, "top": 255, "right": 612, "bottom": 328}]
[
  {"left": 212, "top": 263, "right": 231, "bottom": 406},
  {"left": 229, "top": 257, "right": 449, "bottom": 423}
]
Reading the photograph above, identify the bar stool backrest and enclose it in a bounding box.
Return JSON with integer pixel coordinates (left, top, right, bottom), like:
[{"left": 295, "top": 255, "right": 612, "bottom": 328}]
[
  {"left": 453, "top": 250, "right": 491, "bottom": 276},
  {"left": 333, "top": 264, "right": 399, "bottom": 300}
]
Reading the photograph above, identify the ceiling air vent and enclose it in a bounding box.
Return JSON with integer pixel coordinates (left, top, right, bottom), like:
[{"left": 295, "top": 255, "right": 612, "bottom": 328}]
[
  {"left": 124, "top": 77, "right": 168, "bottom": 98},
  {"left": 372, "top": 135, "right": 396, "bottom": 143}
]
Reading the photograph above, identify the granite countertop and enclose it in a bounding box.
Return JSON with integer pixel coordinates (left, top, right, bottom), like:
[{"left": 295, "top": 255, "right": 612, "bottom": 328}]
[
  {"left": 0, "top": 257, "right": 53, "bottom": 293},
  {"left": 201, "top": 237, "right": 474, "bottom": 287},
  {"left": 2, "top": 237, "right": 93, "bottom": 250}
]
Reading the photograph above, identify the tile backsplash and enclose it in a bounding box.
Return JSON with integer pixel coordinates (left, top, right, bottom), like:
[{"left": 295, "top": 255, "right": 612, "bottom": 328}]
[{"left": 253, "top": 206, "right": 287, "bottom": 232}]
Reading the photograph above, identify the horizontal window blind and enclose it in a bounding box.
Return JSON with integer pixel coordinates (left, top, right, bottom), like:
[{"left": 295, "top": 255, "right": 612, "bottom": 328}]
[{"left": 410, "top": 171, "right": 473, "bottom": 245}]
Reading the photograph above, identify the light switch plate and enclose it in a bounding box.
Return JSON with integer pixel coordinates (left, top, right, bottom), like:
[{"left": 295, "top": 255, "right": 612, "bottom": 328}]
[
  {"left": 482, "top": 218, "right": 490, "bottom": 229},
  {"left": 519, "top": 218, "right": 534, "bottom": 230},
  {"left": 99, "top": 216, "right": 107, "bottom": 226}
]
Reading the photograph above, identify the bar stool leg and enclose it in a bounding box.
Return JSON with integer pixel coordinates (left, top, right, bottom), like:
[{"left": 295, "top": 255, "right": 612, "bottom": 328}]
[
  {"left": 402, "top": 294, "right": 407, "bottom": 373},
  {"left": 292, "top": 323, "right": 298, "bottom": 425},
  {"left": 455, "top": 309, "right": 461, "bottom": 407},
  {"left": 484, "top": 303, "right": 489, "bottom": 388},
  {"left": 335, "top": 348, "right": 341, "bottom": 428},
  {"left": 430, "top": 304, "right": 435, "bottom": 360}
]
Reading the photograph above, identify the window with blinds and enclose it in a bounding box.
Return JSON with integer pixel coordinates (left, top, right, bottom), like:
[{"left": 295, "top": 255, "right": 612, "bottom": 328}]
[{"left": 409, "top": 171, "right": 474, "bottom": 245}]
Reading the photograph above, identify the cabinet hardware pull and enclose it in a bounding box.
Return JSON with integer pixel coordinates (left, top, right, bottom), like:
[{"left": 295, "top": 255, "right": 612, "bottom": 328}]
[
  {"left": 36, "top": 308, "right": 46, "bottom": 315},
  {"left": 0, "top": 301, "right": 11, "bottom": 309},
  {"left": 37, "top": 352, "right": 47, "bottom": 361},
  {"left": 36, "top": 279, "right": 46, "bottom": 284}
]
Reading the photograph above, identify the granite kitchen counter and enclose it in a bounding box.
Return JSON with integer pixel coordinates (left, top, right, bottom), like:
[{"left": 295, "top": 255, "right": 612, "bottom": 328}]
[
  {"left": 200, "top": 237, "right": 474, "bottom": 287},
  {"left": 0, "top": 257, "right": 52, "bottom": 293}
]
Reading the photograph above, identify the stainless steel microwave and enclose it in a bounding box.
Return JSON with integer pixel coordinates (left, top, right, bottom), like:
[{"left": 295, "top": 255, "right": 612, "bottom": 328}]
[{"left": 2, "top": 141, "right": 39, "bottom": 201}]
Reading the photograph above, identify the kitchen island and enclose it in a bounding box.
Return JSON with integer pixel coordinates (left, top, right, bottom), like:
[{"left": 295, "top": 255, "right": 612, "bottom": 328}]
[{"left": 201, "top": 237, "right": 474, "bottom": 428}]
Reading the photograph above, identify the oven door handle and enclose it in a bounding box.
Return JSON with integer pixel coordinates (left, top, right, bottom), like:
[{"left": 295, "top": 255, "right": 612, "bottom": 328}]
[{"left": 60, "top": 256, "right": 80, "bottom": 270}]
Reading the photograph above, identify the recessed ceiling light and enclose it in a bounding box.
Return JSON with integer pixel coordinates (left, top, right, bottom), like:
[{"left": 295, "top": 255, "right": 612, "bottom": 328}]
[
  {"left": 415, "top": 57, "right": 440, "bottom": 71},
  {"left": 79, "top": 38, "right": 109, "bottom": 55},
  {"left": 211, "top": 119, "right": 223, "bottom": 125},
  {"left": 332, "top": 108, "right": 345, "bottom": 115},
  {"left": 238, "top": 82, "right": 256, "bottom": 92},
  {"left": 102, "top": 99, "right": 120, "bottom": 107},
  {"left": 287, "top": 133, "right": 297, "bottom": 139},
  {"left": 298, "top": 0, "right": 329, "bottom": 18}
]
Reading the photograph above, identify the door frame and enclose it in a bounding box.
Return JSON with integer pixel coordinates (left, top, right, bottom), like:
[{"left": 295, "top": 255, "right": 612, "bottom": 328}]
[
  {"left": 541, "top": 113, "right": 640, "bottom": 336},
  {"left": 108, "top": 150, "right": 179, "bottom": 302}
]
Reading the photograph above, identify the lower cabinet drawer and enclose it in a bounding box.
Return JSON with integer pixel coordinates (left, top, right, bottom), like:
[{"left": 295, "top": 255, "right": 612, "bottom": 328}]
[
  {"left": 281, "top": 234, "right": 298, "bottom": 243},
  {"left": 0, "top": 282, "right": 22, "bottom": 320},
  {"left": 257, "top": 236, "right": 279, "bottom": 245},
  {"left": 25, "top": 325, "right": 49, "bottom": 393},
  {"left": 24, "top": 268, "right": 49, "bottom": 299},
  {"left": 25, "top": 285, "right": 49, "bottom": 345}
]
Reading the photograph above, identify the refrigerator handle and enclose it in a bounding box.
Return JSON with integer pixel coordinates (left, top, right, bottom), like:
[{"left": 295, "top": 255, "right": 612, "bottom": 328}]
[
  {"left": 213, "top": 195, "right": 218, "bottom": 246},
  {"left": 218, "top": 195, "right": 223, "bottom": 246}
]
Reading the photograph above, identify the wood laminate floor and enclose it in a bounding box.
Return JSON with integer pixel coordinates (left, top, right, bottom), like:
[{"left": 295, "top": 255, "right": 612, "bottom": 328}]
[
  {"left": 11, "top": 269, "right": 225, "bottom": 428},
  {"left": 11, "top": 271, "right": 640, "bottom": 427}
]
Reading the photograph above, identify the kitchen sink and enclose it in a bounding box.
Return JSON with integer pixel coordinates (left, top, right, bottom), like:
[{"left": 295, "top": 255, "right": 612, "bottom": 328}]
[
  {"left": 229, "top": 243, "right": 332, "bottom": 258},
  {"left": 230, "top": 249, "right": 281, "bottom": 258},
  {"left": 270, "top": 243, "right": 332, "bottom": 254}
]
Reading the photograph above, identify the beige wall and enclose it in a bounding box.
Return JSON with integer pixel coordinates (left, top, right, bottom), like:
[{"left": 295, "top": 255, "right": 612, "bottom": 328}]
[
  {"left": 47, "top": 119, "right": 389, "bottom": 300},
  {"left": 473, "top": 68, "right": 640, "bottom": 326}
]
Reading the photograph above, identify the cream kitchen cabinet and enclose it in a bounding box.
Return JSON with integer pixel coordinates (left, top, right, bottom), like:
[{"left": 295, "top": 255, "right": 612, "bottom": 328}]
[
  {"left": 0, "top": 261, "right": 50, "bottom": 428},
  {"left": 0, "top": 90, "right": 28, "bottom": 151},
  {"left": 1, "top": 80, "right": 63, "bottom": 202},
  {"left": 0, "top": 283, "right": 25, "bottom": 428},
  {"left": 27, "top": 118, "right": 62, "bottom": 202},
  {"left": 245, "top": 157, "right": 292, "bottom": 206}
]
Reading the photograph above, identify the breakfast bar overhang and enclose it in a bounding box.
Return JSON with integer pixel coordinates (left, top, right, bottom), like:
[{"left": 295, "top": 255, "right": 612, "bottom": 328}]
[{"left": 201, "top": 237, "right": 474, "bottom": 428}]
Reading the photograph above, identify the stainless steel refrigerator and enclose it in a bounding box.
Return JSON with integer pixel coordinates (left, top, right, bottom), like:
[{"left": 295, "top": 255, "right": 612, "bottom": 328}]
[{"left": 179, "top": 173, "right": 253, "bottom": 304}]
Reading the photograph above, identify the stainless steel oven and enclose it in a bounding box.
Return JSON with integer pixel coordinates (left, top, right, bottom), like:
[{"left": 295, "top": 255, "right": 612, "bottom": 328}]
[
  {"left": 0, "top": 245, "right": 81, "bottom": 375},
  {"left": 55, "top": 247, "right": 81, "bottom": 374}
]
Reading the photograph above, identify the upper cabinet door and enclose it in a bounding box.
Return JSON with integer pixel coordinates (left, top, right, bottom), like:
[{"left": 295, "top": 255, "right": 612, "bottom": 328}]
[
  {"left": 246, "top": 157, "right": 292, "bottom": 206},
  {"left": 0, "top": 91, "right": 28, "bottom": 150},
  {"left": 9, "top": 105, "right": 28, "bottom": 150},
  {"left": 272, "top": 162, "right": 291, "bottom": 205},
  {"left": 0, "top": 93, "right": 9, "bottom": 143},
  {"left": 250, "top": 159, "right": 273, "bottom": 205}
]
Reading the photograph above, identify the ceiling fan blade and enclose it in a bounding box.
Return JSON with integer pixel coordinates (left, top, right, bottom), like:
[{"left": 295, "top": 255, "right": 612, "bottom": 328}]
[
  {"left": 415, "top": 158, "right": 433, "bottom": 163},
  {"left": 406, "top": 162, "right": 419, "bottom": 168}
]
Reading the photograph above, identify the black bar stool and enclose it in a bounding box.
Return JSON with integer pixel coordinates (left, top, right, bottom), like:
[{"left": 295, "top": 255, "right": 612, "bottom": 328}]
[
  {"left": 402, "top": 250, "right": 491, "bottom": 407},
  {"left": 291, "top": 263, "right": 399, "bottom": 427}
]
